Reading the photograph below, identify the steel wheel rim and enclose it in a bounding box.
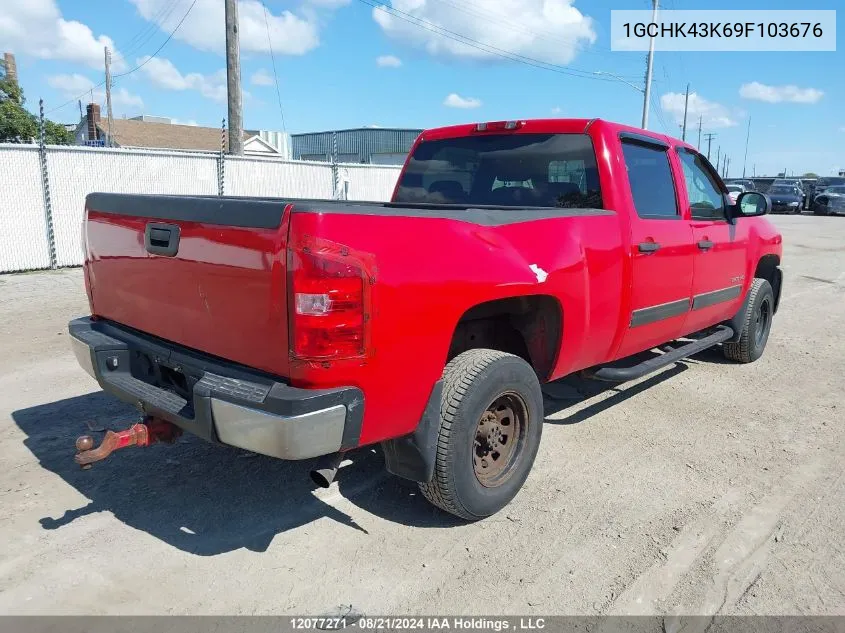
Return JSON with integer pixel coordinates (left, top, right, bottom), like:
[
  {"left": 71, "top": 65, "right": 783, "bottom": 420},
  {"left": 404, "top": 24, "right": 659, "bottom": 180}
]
[
  {"left": 755, "top": 298, "right": 771, "bottom": 347},
  {"left": 473, "top": 391, "right": 528, "bottom": 487}
]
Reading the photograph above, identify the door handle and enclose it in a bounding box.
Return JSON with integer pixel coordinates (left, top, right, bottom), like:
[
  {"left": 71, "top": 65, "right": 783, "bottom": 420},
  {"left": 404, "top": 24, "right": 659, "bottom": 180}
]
[
  {"left": 145, "top": 222, "right": 180, "bottom": 257},
  {"left": 638, "top": 242, "right": 661, "bottom": 253},
  {"left": 698, "top": 239, "right": 714, "bottom": 250}
]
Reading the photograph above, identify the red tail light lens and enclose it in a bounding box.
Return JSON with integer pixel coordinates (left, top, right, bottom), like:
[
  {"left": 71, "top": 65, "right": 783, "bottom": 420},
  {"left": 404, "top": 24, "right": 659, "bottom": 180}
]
[{"left": 288, "top": 239, "right": 371, "bottom": 361}]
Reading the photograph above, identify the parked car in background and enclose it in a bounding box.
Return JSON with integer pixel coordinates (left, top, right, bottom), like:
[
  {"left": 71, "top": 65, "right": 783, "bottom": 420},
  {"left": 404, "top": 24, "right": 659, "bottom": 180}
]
[
  {"left": 773, "top": 178, "right": 807, "bottom": 208},
  {"left": 768, "top": 184, "right": 804, "bottom": 214},
  {"left": 814, "top": 176, "right": 845, "bottom": 196},
  {"left": 812, "top": 185, "right": 845, "bottom": 215},
  {"left": 726, "top": 184, "right": 746, "bottom": 203},
  {"left": 727, "top": 179, "right": 756, "bottom": 191}
]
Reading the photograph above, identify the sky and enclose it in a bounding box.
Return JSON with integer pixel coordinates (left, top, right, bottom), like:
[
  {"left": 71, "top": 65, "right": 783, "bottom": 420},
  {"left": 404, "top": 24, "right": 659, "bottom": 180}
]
[{"left": 3, "top": 0, "right": 843, "bottom": 176}]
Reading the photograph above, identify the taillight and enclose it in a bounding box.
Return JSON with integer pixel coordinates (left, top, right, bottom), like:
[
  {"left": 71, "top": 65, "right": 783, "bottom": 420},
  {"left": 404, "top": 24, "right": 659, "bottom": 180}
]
[
  {"left": 288, "top": 237, "right": 373, "bottom": 361},
  {"left": 475, "top": 120, "right": 524, "bottom": 132}
]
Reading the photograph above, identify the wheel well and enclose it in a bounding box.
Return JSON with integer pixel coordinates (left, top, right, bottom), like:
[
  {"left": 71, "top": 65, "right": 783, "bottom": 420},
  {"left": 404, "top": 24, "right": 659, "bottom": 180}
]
[
  {"left": 754, "top": 254, "right": 782, "bottom": 312},
  {"left": 447, "top": 296, "right": 562, "bottom": 381}
]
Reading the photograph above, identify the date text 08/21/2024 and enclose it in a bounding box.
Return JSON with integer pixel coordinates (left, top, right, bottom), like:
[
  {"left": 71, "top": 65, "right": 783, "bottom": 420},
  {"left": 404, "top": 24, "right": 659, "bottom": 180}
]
[{"left": 289, "top": 617, "right": 548, "bottom": 631}]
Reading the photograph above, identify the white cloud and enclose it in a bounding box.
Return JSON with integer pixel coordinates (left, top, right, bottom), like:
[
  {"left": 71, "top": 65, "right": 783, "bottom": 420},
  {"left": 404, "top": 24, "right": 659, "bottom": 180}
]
[
  {"left": 47, "top": 73, "right": 143, "bottom": 110},
  {"left": 129, "top": 0, "right": 322, "bottom": 55},
  {"left": 739, "top": 82, "right": 824, "bottom": 104},
  {"left": 0, "top": 1, "right": 125, "bottom": 71},
  {"left": 250, "top": 69, "right": 275, "bottom": 86},
  {"left": 551, "top": 106, "right": 562, "bottom": 115},
  {"left": 661, "top": 92, "right": 737, "bottom": 129},
  {"left": 372, "top": 0, "right": 596, "bottom": 65},
  {"left": 305, "top": 0, "right": 351, "bottom": 6},
  {"left": 376, "top": 54, "right": 402, "bottom": 68},
  {"left": 444, "top": 93, "right": 481, "bottom": 109},
  {"left": 136, "top": 57, "right": 227, "bottom": 102}
]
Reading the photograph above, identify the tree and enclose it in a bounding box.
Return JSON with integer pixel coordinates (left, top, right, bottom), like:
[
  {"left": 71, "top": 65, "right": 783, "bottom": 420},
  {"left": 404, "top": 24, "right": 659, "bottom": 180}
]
[
  {"left": 0, "top": 78, "right": 73, "bottom": 144},
  {"left": 802, "top": 172, "right": 819, "bottom": 178}
]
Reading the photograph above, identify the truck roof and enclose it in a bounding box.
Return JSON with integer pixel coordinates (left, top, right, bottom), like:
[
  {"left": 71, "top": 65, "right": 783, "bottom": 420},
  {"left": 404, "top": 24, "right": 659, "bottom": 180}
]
[{"left": 418, "top": 118, "right": 695, "bottom": 152}]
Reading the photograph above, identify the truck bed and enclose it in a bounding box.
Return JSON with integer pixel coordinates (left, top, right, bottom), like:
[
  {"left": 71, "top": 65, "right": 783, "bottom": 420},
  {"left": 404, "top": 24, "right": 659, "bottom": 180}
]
[{"left": 84, "top": 192, "right": 611, "bottom": 383}]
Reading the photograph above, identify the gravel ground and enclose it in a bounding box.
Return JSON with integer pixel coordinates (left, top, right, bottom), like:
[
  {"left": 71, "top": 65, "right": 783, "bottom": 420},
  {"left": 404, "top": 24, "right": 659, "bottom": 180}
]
[{"left": 0, "top": 214, "right": 843, "bottom": 617}]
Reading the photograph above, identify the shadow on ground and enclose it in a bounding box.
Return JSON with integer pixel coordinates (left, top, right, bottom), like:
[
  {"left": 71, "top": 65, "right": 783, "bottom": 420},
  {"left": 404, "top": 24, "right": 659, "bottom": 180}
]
[
  {"left": 14, "top": 345, "right": 713, "bottom": 556},
  {"left": 13, "top": 392, "right": 464, "bottom": 556}
]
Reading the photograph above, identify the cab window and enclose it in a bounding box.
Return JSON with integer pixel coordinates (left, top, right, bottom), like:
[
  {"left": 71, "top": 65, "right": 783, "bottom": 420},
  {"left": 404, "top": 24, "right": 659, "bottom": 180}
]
[{"left": 677, "top": 150, "right": 726, "bottom": 220}]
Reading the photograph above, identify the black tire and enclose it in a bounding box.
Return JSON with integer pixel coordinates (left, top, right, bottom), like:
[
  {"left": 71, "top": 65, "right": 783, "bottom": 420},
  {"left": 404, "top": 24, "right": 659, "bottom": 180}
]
[
  {"left": 723, "top": 278, "right": 774, "bottom": 364},
  {"left": 419, "top": 349, "right": 543, "bottom": 520}
]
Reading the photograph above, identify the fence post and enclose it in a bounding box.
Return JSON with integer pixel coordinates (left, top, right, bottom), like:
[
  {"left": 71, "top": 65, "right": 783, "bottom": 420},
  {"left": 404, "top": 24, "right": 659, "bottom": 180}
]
[
  {"left": 218, "top": 118, "right": 226, "bottom": 196},
  {"left": 38, "top": 99, "right": 58, "bottom": 269},
  {"left": 331, "top": 131, "right": 341, "bottom": 200}
]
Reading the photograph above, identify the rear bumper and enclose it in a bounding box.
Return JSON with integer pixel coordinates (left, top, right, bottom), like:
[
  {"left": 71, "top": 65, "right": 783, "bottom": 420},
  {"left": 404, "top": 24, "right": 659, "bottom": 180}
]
[{"left": 68, "top": 317, "right": 364, "bottom": 460}]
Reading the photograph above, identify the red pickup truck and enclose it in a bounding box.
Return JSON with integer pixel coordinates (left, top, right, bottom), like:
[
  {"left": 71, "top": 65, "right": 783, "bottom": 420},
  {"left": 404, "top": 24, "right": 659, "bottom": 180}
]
[{"left": 69, "top": 118, "right": 783, "bottom": 520}]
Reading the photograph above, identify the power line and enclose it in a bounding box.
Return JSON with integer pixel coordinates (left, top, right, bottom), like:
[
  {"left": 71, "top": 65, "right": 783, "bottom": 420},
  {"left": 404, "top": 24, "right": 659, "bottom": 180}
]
[
  {"left": 261, "top": 0, "right": 287, "bottom": 133},
  {"left": 46, "top": 0, "right": 198, "bottom": 115},
  {"left": 113, "top": 0, "right": 198, "bottom": 78},
  {"left": 355, "top": 0, "right": 632, "bottom": 83},
  {"left": 111, "top": 0, "right": 184, "bottom": 64},
  {"left": 426, "top": 0, "right": 631, "bottom": 66}
]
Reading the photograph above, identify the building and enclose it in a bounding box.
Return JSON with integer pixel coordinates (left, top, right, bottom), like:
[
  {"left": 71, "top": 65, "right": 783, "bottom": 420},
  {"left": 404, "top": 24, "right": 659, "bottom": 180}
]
[
  {"left": 291, "top": 127, "right": 422, "bottom": 165},
  {"left": 0, "top": 52, "right": 17, "bottom": 83},
  {"left": 74, "top": 103, "right": 292, "bottom": 157}
]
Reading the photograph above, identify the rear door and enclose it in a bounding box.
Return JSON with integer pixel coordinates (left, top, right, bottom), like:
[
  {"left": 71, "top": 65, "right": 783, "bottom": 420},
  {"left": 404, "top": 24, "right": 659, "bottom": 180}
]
[
  {"left": 615, "top": 135, "right": 695, "bottom": 359},
  {"left": 675, "top": 149, "right": 747, "bottom": 334}
]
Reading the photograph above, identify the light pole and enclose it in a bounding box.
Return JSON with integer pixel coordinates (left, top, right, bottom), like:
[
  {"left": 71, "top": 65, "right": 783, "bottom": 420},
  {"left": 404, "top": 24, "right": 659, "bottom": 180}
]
[{"left": 593, "top": 71, "right": 646, "bottom": 95}]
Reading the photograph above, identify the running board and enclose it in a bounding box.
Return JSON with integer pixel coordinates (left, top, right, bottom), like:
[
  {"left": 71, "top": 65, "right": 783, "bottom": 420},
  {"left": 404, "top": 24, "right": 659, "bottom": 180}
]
[{"left": 586, "top": 325, "right": 735, "bottom": 383}]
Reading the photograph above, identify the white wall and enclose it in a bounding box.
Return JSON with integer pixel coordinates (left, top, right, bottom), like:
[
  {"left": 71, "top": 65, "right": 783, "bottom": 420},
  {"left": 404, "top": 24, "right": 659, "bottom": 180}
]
[{"left": 0, "top": 144, "right": 401, "bottom": 273}]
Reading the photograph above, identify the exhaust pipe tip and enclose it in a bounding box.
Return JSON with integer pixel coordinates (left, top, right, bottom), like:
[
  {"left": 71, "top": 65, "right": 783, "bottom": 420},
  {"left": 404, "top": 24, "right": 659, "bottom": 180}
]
[
  {"left": 310, "top": 467, "right": 336, "bottom": 488},
  {"left": 309, "top": 451, "right": 346, "bottom": 489}
]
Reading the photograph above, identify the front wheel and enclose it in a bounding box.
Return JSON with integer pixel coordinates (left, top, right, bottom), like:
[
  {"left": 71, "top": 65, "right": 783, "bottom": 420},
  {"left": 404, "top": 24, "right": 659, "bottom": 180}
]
[
  {"left": 723, "top": 278, "right": 774, "bottom": 363},
  {"left": 419, "top": 349, "right": 543, "bottom": 520}
]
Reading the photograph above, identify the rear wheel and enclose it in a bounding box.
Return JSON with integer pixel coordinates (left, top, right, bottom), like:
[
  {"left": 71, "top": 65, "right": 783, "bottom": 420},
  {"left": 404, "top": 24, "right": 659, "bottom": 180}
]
[
  {"left": 723, "top": 278, "right": 774, "bottom": 364},
  {"left": 419, "top": 349, "right": 543, "bottom": 520}
]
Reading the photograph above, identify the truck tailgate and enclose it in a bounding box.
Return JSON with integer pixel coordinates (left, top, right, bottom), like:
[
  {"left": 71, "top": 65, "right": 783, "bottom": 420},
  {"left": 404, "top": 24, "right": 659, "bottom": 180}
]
[{"left": 84, "top": 193, "right": 291, "bottom": 377}]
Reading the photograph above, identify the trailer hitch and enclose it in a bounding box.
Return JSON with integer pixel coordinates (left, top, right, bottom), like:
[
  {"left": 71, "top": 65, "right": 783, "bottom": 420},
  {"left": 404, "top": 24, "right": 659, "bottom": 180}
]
[{"left": 75, "top": 416, "right": 182, "bottom": 468}]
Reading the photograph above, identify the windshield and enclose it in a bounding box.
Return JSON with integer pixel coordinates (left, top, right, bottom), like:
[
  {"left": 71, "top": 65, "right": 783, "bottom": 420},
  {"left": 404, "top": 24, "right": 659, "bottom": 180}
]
[
  {"left": 393, "top": 133, "right": 602, "bottom": 208},
  {"left": 818, "top": 178, "right": 845, "bottom": 188},
  {"left": 727, "top": 185, "right": 743, "bottom": 192},
  {"left": 769, "top": 186, "right": 796, "bottom": 194}
]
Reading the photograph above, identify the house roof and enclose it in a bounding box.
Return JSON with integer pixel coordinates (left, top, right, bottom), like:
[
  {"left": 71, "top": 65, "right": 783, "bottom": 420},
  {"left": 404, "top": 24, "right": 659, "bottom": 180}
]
[
  {"left": 243, "top": 134, "right": 281, "bottom": 153},
  {"left": 96, "top": 118, "right": 227, "bottom": 152}
]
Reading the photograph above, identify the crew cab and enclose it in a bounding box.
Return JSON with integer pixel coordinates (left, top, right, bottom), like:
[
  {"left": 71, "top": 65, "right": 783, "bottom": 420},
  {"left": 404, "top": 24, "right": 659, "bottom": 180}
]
[{"left": 69, "top": 118, "right": 783, "bottom": 520}]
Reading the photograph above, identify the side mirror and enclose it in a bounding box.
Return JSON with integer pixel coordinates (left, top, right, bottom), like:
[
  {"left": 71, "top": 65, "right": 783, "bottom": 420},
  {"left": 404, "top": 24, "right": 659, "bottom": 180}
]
[{"left": 732, "top": 191, "right": 769, "bottom": 218}]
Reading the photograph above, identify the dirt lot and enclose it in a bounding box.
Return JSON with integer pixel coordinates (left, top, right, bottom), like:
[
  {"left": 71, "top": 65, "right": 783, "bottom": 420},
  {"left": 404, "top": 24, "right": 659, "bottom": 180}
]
[{"left": 0, "top": 214, "right": 843, "bottom": 617}]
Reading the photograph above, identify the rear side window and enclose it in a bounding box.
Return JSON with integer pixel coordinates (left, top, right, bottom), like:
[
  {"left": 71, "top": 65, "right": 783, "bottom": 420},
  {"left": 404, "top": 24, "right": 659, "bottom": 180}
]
[
  {"left": 620, "top": 141, "right": 678, "bottom": 218},
  {"left": 393, "top": 133, "right": 602, "bottom": 209}
]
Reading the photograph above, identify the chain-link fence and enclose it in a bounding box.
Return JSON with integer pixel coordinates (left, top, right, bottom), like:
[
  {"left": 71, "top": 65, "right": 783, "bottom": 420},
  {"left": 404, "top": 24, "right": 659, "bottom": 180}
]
[{"left": 0, "top": 143, "right": 402, "bottom": 273}]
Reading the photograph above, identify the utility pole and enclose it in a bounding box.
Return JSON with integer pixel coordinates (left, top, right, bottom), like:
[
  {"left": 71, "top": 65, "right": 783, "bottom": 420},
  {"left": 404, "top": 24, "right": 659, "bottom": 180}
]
[
  {"left": 641, "top": 0, "right": 658, "bottom": 129},
  {"left": 224, "top": 0, "right": 244, "bottom": 155},
  {"left": 681, "top": 83, "right": 690, "bottom": 141},
  {"left": 716, "top": 146, "right": 721, "bottom": 172},
  {"left": 742, "top": 117, "right": 751, "bottom": 178},
  {"left": 704, "top": 133, "right": 716, "bottom": 160},
  {"left": 697, "top": 115, "right": 702, "bottom": 148},
  {"left": 104, "top": 46, "right": 114, "bottom": 147}
]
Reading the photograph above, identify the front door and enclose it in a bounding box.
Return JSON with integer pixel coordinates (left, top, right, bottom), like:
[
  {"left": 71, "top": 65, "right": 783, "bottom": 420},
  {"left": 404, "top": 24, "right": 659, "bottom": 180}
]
[
  {"left": 615, "top": 137, "right": 695, "bottom": 359},
  {"left": 676, "top": 149, "right": 747, "bottom": 334}
]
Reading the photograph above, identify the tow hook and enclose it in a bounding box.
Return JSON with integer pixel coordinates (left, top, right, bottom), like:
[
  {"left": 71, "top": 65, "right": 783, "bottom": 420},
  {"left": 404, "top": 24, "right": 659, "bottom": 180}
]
[{"left": 75, "top": 416, "right": 182, "bottom": 468}]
